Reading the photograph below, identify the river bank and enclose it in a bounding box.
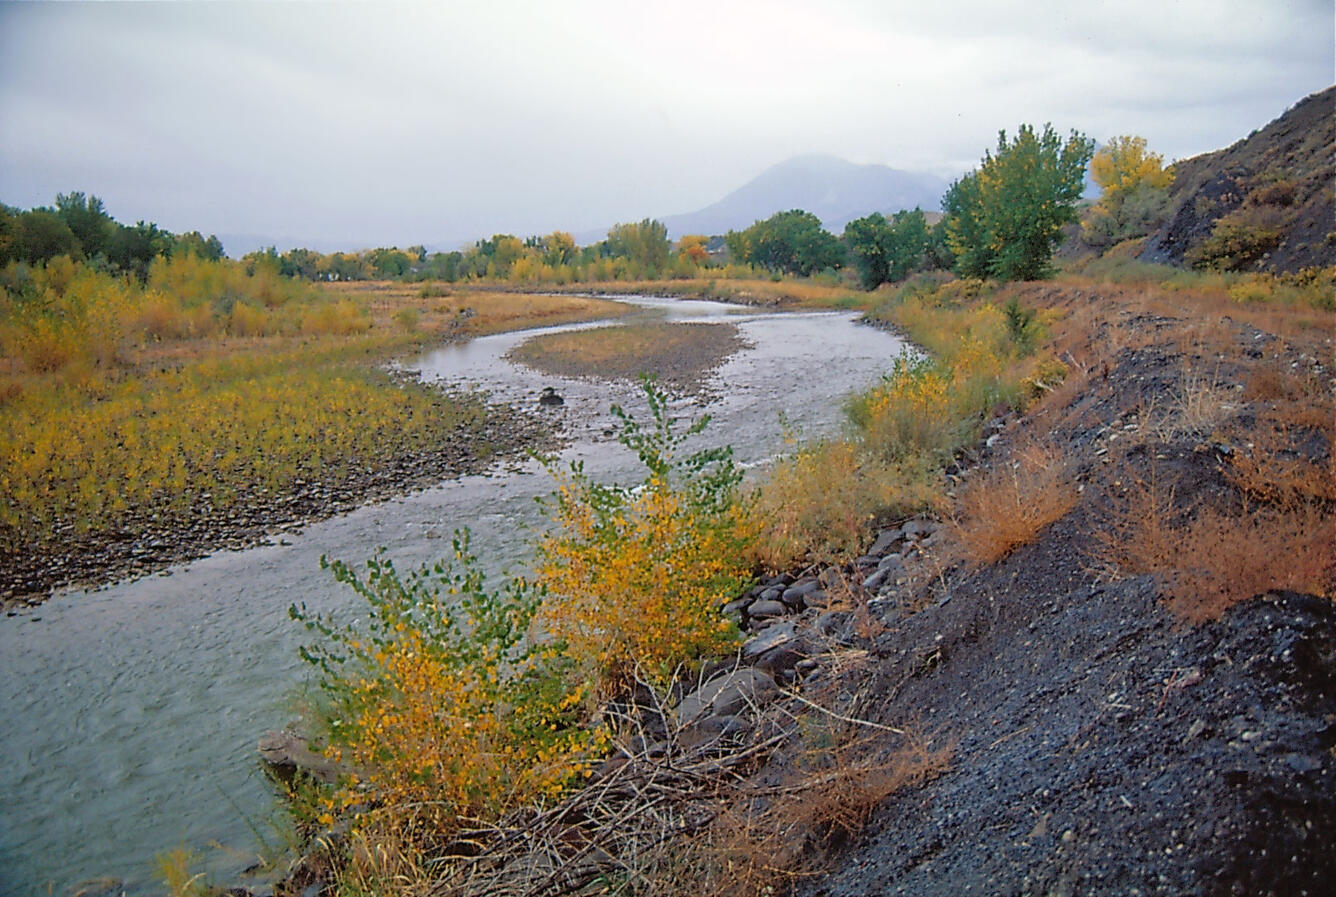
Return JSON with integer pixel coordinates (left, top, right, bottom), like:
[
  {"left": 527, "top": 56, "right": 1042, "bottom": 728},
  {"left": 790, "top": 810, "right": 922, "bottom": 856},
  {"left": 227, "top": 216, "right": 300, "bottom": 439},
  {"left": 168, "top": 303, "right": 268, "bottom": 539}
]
[
  {"left": 1, "top": 394, "right": 554, "bottom": 611},
  {"left": 1, "top": 284, "right": 633, "bottom": 611},
  {"left": 256, "top": 279, "right": 1334, "bottom": 897},
  {"left": 0, "top": 295, "right": 909, "bottom": 897}
]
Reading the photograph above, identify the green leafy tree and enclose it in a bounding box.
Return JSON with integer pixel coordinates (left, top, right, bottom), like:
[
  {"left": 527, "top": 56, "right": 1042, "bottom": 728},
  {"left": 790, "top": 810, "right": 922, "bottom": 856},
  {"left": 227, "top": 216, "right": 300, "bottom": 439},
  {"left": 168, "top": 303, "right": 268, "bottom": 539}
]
[
  {"left": 845, "top": 209, "right": 933, "bottom": 289},
  {"left": 925, "top": 217, "right": 955, "bottom": 270},
  {"left": 173, "top": 230, "right": 225, "bottom": 261},
  {"left": 279, "top": 247, "right": 322, "bottom": 279},
  {"left": 733, "top": 209, "right": 843, "bottom": 276},
  {"left": 843, "top": 213, "right": 893, "bottom": 288},
  {"left": 370, "top": 247, "right": 413, "bottom": 278},
  {"left": 540, "top": 231, "right": 578, "bottom": 267},
  {"left": 944, "top": 124, "right": 1094, "bottom": 281},
  {"left": 106, "top": 219, "right": 174, "bottom": 280},
  {"left": 424, "top": 250, "right": 462, "bottom": 282},
  {"left": 605, "top": 219, "right": 670, "bottom": 275},
  {"left": 8, "top": 209, "right": 80, "bottom": 264},
  {"left": 55, "top": 192, "right": 114, "bottom": 259}
]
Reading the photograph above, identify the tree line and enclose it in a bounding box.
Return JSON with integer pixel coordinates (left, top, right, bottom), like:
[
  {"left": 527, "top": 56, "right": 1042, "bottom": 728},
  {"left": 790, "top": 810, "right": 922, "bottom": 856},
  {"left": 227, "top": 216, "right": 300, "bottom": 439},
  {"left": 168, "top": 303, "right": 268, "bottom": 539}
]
[
  {"left": 3, "top": 127, "right": 1176, "bottom": 292},
  {"left": 0, "top": 192, "right": 224, "bottom": 281}
]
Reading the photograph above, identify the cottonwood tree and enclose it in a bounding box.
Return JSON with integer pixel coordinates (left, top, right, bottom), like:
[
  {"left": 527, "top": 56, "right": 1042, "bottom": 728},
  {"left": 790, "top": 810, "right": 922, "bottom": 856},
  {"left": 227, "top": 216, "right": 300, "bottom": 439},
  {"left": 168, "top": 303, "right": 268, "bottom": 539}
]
[
  {"left": 844, "top": 209, "right": 931, "bottom": 288},
  {"left": 1082, "top": 135, "right": 1175, "bottom": 248},
  {"left": 727, "top": 209, "right": 843, "bottom": 276},
  {"left": 605, "top": 219, "right": 670, "bottom": 275},
  {"left": 944, "top": 124, "right": 1094, "bottom": 281}
]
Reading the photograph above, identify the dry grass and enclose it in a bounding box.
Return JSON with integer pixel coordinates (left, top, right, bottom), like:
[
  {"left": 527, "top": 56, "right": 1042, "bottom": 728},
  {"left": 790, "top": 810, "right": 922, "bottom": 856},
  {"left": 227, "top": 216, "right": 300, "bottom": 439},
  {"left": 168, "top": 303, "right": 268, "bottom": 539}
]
[
  {"left": 322, "top": 281, "right": 631, "bottom": 341},
  {"left": 752, "top": 441, "right": 943, "bottom": 569},
  {"left": 1095, "top": 465, "right": 1334, "bottom": 623},
  {"left": 952, "top": 441, "right": 1080, "bottom": 564},
  {"left": 1144, "top": 365, "right": 1237, "bottom": 442}
]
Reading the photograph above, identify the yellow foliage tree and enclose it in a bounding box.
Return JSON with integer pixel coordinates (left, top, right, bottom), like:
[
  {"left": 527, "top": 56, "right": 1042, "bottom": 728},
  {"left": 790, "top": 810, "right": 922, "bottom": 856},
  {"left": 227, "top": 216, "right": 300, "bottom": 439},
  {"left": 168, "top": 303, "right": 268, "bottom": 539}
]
[
  {"left": 1084, "top": 135, "right": 1175, "bottom": 248},
  {"left": 1090, "top": 135, "right": 1173, "bottom": 203},
  {"left": 678, "top": 234, "right": 710, "bottom": 265}
]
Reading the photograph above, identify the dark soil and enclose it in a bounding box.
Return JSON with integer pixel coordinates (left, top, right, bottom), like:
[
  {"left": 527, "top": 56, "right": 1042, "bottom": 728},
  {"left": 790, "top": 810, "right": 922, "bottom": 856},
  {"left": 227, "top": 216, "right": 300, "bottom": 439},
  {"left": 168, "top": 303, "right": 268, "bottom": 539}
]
[
  {"left": 0, "top": 396, "right": 557, "bottom": 611},
  {"left": 797, "top": 284, "right": 1335, "bottom": 896},
  {"left": 1139, "top": 85, "right": 1335, "bottom": 273}
]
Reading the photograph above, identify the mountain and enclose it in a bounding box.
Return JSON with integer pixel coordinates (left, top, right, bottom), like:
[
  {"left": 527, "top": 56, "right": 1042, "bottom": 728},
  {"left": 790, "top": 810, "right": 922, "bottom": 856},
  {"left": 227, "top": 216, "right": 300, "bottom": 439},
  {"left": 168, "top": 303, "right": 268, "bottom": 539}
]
[
  {"left": 1138, "top": 85, "right": 1336, "bottom": 273},
  {"left": 656, "top": 154, "right": 948, "bottom": 239}
]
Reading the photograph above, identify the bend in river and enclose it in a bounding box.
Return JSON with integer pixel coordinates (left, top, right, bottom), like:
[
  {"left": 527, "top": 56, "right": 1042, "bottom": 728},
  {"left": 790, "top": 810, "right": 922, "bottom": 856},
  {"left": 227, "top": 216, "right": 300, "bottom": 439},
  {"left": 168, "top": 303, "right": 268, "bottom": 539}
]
[{"left": 0, "top": 295, "right": 906, "bottom": 896}]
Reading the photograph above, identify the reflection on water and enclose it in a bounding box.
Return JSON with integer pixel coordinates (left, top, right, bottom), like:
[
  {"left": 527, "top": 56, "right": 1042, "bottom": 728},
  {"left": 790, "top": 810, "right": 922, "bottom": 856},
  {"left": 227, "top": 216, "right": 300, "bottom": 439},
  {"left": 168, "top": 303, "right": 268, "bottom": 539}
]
[{"left": 0, "top": 296, "right": 903, "bottom": 896}]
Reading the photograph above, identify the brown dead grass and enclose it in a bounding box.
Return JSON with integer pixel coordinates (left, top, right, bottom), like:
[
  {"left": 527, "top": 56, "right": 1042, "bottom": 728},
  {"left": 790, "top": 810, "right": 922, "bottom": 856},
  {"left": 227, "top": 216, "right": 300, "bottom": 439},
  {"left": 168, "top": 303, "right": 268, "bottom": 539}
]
[
  {"left": 569, "top": 277, "right": 867, "bottom": 311},
  {"left": 689, "top": 729, "right": 951, "bottom": 897},
  {"left": 1096, "top": 465, "right": 1334, "bottom": 624},
  {"left": 324, "top": 281, "right": 631, "bottom": 339},
  {"left": 952, "top": 441, "right": 1080, "bottom": 564}
]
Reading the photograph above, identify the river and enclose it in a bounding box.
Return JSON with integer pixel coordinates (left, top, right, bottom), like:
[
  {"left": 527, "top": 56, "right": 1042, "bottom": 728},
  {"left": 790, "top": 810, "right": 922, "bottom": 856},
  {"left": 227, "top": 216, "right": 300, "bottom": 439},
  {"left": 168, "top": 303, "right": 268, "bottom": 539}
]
[{"left": 0, "top": 295, "right": 905, "bottom": 896}]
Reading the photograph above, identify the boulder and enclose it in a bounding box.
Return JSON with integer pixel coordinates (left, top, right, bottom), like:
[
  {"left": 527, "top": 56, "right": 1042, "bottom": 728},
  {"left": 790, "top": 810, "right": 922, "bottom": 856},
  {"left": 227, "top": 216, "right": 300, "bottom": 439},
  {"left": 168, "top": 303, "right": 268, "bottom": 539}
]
[
  {"left": 748, "top": 599, "right": 786, "bottom": 619},
  {"left": 742, "top": 620, "right": 797, "bottom": 661},
  {"left": 802, "top": 589, "right": 830, "bottom": 610},
  {"left": 868, "top": 527, "right": 904, "bottom": 556},
  {"left": 258, "top": 728, "right": 342, "bottom": 785},
  {"left": 751, "top": 633, "right": 811, "bottom": 676},
  {"left": 722, "top": 596, "right": 751, "bottom": 620},
  {"left": 878, "top": 553, "right": 905, "bottom": 572},
  {"left": 678, "top": 667, "right": 779, "bottom": 722},
  {"left": 781, "top": 578, "right": 821, "bottom": 608},
  {"left": 902, "top": 519, "right": 938, "bottom": 539},
  {"left": 680, "top": 714, "right": 753, "bottom": 750}
]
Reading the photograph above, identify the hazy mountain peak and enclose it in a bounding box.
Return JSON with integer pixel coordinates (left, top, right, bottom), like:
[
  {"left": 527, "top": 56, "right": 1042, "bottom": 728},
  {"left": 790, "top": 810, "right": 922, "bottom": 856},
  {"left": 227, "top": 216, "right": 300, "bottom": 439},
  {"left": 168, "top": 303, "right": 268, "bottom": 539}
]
[{"left": 659, "top": 155, "right": 947, "bottom": 238}]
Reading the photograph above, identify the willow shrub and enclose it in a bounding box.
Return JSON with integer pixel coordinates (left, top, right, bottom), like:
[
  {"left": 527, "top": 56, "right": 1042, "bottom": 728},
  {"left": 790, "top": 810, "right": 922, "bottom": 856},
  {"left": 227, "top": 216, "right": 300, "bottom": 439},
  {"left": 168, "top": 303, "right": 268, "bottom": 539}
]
[
  {"left": 290, "top": 380, "right": 758, "bottom": 840},
  {"left": 290, "top": 534, "right": 604, "bottom": 833},
  {"left": 536, "top": 379, "right": 759, "bottom": 694}
]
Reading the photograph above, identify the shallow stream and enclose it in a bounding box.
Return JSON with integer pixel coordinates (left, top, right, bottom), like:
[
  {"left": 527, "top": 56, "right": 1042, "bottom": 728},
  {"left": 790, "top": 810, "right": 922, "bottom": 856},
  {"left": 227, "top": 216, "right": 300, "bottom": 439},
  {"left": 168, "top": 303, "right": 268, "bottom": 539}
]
[{"left": 0, "top": 296, "right": 905, "bottom": 896}]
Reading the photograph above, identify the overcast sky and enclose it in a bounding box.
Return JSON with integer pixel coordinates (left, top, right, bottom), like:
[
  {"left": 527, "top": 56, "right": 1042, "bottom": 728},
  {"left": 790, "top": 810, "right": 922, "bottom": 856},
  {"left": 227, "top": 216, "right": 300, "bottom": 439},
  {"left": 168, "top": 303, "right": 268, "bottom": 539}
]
[{"left": 1, "top": 1, "right": 1331, "bottom": 250}]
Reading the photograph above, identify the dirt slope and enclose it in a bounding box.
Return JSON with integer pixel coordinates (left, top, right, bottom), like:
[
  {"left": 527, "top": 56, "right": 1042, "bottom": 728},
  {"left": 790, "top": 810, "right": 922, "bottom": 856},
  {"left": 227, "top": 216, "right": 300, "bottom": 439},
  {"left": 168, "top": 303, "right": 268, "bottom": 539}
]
[
  {"left": 1139, "top": 86, "right": 1336, "bottom": 272},
  {"left": 804, "top": 285, "right": 1334, "bottom": 896}
]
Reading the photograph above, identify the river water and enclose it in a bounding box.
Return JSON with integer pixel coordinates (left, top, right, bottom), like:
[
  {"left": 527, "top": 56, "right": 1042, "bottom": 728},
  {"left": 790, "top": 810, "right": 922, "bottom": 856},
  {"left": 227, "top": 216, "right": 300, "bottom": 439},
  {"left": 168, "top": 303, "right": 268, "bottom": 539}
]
[{"left": 0, "top": 296, "right": 904, "bottom": 896}]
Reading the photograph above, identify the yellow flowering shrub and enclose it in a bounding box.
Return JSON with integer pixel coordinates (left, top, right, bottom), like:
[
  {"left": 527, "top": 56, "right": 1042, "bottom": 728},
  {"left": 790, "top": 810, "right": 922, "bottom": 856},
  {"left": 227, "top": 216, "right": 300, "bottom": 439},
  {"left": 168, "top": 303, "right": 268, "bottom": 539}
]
[
  {"left": 291, "top": 535, "right": 604, "bottom": 832},
  {"left": 536, "top": 380, "right": 759, "bottom": 692}
]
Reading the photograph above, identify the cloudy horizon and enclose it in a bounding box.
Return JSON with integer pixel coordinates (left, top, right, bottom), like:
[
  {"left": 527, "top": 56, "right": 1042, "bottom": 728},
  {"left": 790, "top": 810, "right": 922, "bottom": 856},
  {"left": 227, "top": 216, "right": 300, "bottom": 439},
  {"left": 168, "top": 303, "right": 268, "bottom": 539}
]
[{"left": 2, "top": 0, "right": 1331, "bottom": 251}]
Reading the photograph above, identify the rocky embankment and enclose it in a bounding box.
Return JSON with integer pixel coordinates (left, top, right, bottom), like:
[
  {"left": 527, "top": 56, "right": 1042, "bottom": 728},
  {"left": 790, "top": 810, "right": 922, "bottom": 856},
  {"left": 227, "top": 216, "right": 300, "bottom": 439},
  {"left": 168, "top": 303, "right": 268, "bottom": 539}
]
[{"left": 800, "top": 287, "right": 1335, "bottom": 896}]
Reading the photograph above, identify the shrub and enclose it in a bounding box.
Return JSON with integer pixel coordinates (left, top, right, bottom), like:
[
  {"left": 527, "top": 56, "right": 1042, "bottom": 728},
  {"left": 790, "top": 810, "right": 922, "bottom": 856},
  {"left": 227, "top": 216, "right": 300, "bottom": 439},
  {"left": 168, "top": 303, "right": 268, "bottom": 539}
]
[
  {"left": 847, "top": 355, "right": 964, "bottom": 462},
  {"left": 1095, "top": 468, "right": 1335, "bottom": 623},
  {"left": 952, "top": 441, "right": 1078, "bottom": 563},
  {"left": 753, "top": 440, "right": 939, "bottom": 568},
  {"left": 290, "top": 533, "right": 602, "bottom": 833},
  {"left": 1187, "top": 215, "right": 1283, "bottom": 272},
  {"left": 535, "top": 379, "right": 758, "bottom": 692}
]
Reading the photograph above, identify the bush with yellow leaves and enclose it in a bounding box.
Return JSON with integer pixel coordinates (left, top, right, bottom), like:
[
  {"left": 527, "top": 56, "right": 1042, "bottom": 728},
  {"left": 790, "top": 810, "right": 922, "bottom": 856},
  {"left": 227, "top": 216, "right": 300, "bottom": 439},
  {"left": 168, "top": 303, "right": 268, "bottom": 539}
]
[
  {"left": 290, "top": 533, "right": 604, "bottom": 835},
  {"left": 536, "top": 378, "right": 759, "bottom": 694}
]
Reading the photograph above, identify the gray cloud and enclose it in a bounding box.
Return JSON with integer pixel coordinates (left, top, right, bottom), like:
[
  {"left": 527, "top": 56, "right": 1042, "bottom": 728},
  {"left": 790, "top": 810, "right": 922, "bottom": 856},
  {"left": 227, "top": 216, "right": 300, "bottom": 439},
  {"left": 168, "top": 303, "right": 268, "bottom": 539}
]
[{"left": 2, "top": 0, "right": 1330, "bottom": 250}]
